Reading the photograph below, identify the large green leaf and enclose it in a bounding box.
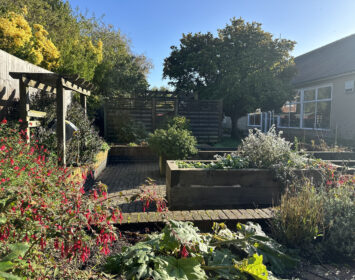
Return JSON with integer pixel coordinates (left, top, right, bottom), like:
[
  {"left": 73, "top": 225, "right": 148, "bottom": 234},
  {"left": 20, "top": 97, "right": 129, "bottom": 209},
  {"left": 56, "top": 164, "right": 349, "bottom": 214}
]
[
  {"left": 0, "top": 261, "right": 13, "bottom": 272},
  {"left": 1, "top": 244, "right": 29, "bottom": 262},
  {"left": 158, "top": 256, "right": 207, "bottom": 280},
  {"left": 237, "top": 254, "right": 268, "bottom": 280},
  {"left": 0, "top": 270, "right": 22, "bottom": 280}
]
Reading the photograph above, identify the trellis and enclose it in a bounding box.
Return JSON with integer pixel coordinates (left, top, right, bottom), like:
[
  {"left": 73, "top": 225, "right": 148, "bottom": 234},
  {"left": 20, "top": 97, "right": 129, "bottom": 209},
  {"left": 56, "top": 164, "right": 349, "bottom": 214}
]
[{"left": 10, "top": 72, "right": 93, "bottom": 166}]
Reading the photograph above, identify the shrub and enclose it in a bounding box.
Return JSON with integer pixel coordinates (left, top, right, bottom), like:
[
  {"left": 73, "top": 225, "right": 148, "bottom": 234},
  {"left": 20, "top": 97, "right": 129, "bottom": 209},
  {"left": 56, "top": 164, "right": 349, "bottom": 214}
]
[
  {"left": 31, "top": 96, "right": 108, "bottom": 166},
  {"left": 238, "top": 126, "right": 307, "bottom": 169},
  {"left": 166, "top": 115, "right": 190, "bottom": 130},
  {"left": 270, "top": 184, "right": 325, "bottom": 250},
  {"left": 148, "top": 117, "right": 197, "bottom": 159},
  {"left": 271, "top": 177, "right": 355, "bottom": 260},
  {"left": 111, "top": 115, "right": 148, "bottom": 144},
  {"left": 104, "top": 220, "right": 297, "bottom": 279},
  {"left": 0, "top": 120, "right": 119, "bottom": 278},
  {"left": 322, "top": 184, "right": 355, "bottom": 259}
]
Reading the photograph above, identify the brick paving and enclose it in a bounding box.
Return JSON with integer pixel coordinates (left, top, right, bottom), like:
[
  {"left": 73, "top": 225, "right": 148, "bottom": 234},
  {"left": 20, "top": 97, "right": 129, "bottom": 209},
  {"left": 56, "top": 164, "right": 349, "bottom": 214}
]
[{"left": 96, "top": 161, "right": 274, "bottom": 224}]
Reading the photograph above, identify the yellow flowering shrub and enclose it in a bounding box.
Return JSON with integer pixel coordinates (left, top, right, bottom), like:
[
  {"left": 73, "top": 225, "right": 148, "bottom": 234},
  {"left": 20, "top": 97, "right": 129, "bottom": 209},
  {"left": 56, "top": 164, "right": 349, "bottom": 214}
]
[{"left": 0, "top": 12, "right": 60, "bottom": 70}]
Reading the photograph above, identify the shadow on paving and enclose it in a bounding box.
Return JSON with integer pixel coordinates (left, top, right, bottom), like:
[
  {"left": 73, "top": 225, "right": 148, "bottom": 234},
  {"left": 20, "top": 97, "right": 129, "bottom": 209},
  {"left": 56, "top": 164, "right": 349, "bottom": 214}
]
[{"left": 96, "top": 162, "right": 164, "bottom": 193}]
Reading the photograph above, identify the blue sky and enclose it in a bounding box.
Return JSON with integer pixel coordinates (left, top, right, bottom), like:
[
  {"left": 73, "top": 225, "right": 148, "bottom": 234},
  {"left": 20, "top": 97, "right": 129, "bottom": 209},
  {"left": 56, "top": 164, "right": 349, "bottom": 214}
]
[{"left": 68, "top": 0, "right": 355, "bottom": 88}]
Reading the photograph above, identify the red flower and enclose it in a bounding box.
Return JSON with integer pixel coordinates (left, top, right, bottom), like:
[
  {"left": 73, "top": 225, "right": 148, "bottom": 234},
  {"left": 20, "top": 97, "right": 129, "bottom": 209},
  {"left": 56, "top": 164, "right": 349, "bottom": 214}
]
[
  {"left": 0, "top": 145, "right": 5, "bottom": 151},
  {"left": 1, "top": 119, "right": 7, "bottom": 124},
  {"left": 180, "top": 245, "right": 189, "bottom": 258}
]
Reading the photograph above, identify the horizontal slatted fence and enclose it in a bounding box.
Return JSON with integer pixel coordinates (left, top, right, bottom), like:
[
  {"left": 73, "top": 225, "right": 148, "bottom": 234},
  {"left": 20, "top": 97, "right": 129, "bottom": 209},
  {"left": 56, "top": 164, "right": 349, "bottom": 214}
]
[{"left": 104, "top": 98, "right": 223, "bottom": 143}]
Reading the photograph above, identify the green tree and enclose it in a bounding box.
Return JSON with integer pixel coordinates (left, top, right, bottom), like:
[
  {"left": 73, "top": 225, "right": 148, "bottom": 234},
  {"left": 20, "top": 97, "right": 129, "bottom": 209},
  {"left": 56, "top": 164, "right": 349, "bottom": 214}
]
[{"left": 164, "top": 18, "right": 296, "bottom": 137}]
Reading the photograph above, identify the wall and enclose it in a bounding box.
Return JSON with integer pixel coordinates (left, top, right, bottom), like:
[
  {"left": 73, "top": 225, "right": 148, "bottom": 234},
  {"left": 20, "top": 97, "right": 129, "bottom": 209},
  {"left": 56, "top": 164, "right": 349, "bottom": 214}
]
[
  {"left": 0, "top": 49, "right": 71, "bottom": 119},
  {"left": 281, "top": 72, "right": 355, "bottom": 146}
]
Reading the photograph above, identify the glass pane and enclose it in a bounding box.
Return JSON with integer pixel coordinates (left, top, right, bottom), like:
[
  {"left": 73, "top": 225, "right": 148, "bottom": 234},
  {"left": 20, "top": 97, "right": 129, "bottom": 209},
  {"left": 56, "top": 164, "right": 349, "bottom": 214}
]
[
  {"left": 304, "top": 89, "right": 316, "bottom": 101},
  {"left": 316, "top": 101, "right": 331, "bottom": 129},
  {"left": 317, "top": 86, "right": 331, "bottom": 100},
  {"left": 254, "top": 114, "right": 261, "bottom": 126},
  {"left": 289, "top": 103, "right": 301, "bottom": 127},
  {"left": 249, "top": 115, "right": 255, "bottom": 125},
  {"left": 303, "top": 102, "right": 316, "bottom": 128},
  {"left": 294, "top": 91, "right": 301, "bottom": 102},
  {"left": 279, "top": 113, "right": 289, "bottom": 127}
]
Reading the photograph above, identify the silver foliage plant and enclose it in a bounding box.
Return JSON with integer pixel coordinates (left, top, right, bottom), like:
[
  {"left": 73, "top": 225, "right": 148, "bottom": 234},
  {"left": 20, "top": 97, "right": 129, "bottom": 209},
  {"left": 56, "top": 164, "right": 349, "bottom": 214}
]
[{"left": 237, "top": 126, "right": 307, "bottom": 169}]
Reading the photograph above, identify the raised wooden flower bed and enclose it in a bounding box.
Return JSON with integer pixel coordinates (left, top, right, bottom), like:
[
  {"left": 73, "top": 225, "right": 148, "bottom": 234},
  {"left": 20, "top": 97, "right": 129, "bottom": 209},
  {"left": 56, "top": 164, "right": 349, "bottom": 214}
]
[
  {"left": 71, "top": 150, "right": 109, "bottom": 183},
  {"left": 166, "top": 160, "right": 322, "bottom": 210}
]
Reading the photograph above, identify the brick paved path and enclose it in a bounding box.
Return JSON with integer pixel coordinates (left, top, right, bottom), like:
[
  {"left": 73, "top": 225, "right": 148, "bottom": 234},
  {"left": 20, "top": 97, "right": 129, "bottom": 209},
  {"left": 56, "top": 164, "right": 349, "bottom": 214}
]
[{"left": 96, "top": 162, "right": 165, "bottom": 213}]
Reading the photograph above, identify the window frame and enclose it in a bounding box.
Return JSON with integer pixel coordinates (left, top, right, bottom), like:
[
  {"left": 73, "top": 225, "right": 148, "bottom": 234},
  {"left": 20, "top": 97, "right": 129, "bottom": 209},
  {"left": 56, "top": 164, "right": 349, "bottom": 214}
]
[{"left": 278, "top": 84, "right": 332, "bottom": 131}]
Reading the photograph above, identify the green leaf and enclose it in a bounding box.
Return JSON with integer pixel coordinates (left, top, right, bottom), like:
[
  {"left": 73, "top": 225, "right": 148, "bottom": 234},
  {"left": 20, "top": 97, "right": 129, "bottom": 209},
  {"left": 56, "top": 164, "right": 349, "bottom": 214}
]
[
  {"left": 159, "top": 256, "right": 207, "bottom": 280},
  {"left": 237, "top": 254, "right": 268, "bottom": 280},
  {"left": 0, "top": 261, "right": 13, "bottom": 272},
  {"left": 0, "top": 271, "right": 22, "bottom": 280},
  {"left": 1, "top": 243, "right": 29, "bottom": 262}
]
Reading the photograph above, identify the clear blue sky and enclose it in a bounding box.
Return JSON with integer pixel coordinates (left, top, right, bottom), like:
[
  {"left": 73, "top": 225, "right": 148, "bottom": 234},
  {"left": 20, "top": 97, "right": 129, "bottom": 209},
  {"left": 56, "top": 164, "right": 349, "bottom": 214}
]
[{"left": 67, "top": 0, "right": 355, "bottom": 89}]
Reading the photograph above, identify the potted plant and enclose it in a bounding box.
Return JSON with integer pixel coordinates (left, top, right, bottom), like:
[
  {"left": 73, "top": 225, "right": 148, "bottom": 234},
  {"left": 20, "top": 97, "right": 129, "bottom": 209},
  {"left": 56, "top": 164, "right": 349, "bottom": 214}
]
[{"left": 148, "top": 117, "right": 197, "bottom": 176}]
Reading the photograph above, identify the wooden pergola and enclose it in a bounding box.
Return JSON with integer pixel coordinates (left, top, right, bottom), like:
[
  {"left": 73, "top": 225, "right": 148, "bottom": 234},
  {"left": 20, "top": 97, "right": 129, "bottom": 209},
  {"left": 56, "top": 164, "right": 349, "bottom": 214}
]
[{"left": 10, "top": 72, "right": 94, "bottom": 166}]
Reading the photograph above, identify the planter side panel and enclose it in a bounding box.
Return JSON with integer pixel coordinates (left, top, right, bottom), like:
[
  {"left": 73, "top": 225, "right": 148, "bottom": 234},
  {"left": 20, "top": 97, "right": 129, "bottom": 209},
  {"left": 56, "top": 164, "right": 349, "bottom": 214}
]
[{"left": 167, "top": 168, "right": 280, "bottom": 210}]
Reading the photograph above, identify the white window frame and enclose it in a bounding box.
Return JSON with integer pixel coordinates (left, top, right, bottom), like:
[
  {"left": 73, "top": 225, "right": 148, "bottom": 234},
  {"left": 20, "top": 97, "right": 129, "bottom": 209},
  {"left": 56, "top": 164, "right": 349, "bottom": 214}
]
[
  {"left": 247, "top": 112, "right": 262, "bottom": 128},
  {"left": 278, "top": 84, "right": 332, "bottom": 131}
]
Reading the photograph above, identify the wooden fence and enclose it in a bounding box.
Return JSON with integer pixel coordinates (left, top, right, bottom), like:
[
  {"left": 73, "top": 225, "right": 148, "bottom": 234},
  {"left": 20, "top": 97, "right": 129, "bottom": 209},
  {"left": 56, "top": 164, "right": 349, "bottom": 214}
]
[{"left": 104, "top": 98, "right": 223, "bottom": 143}]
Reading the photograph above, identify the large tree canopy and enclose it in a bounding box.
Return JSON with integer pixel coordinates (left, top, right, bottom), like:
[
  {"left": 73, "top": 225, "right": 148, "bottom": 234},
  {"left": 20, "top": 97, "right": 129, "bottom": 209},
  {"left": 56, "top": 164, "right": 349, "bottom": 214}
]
[
  {"left": 0, "top": 0, "right": 150, "bottom": 104},
  {"left": 163, "top": 18, "right": 296, "bottom": 136}
]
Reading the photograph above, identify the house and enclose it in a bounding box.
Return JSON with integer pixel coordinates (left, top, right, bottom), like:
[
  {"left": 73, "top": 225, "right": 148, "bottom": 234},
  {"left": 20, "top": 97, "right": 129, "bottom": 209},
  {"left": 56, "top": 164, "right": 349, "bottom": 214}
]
[{"left": 248, "top": 34, "right": 355, "bottom": 146}]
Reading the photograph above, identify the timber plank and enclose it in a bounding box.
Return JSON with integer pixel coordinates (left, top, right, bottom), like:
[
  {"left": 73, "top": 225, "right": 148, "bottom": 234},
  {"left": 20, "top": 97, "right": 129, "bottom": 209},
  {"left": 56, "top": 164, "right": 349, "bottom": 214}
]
[
  {"left": 216, "top": 210, "right": 228, "bottom": 220},
  {"left": 222, "top": 209, "right": 236, "bottom": 220}
]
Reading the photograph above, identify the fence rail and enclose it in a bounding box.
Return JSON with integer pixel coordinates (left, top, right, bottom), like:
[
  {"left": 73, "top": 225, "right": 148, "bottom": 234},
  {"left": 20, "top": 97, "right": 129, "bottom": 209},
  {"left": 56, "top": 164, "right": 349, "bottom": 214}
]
[{"left": 104, "top": 98, "right": 223, "bottom": 143}]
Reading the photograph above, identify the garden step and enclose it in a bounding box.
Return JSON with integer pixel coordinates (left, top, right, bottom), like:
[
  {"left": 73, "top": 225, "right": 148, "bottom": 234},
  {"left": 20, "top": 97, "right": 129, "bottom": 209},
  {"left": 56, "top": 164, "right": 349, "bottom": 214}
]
[{"left": 119, "top": 207, "right": 274, "bottom": 224}]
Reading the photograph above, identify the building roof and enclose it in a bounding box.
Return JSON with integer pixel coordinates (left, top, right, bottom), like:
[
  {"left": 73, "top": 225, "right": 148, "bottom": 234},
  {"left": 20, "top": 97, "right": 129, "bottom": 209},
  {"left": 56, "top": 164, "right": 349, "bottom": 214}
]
[{"left": 293, "top": 34, "right": 355, "bottom": 86}]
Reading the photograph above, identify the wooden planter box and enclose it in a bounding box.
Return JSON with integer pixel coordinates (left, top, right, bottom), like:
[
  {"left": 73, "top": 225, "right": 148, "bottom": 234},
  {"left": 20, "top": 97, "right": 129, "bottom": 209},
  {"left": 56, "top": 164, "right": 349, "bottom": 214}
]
[
  {"left": 109, "top": 145, "right": 157, "bottom": 162},
  {"left": 166, "top": 160, "right": 323, "bottom": 210},
  {"left": 71, "top": 150, "right": 108, "bottom": 183}
]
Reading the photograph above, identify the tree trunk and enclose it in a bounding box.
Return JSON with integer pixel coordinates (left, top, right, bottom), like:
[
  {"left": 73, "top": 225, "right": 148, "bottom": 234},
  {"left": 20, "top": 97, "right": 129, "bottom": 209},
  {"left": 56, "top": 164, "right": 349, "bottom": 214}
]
[{"left": 230, "top": 113, "right": 241, "bottom": 139}]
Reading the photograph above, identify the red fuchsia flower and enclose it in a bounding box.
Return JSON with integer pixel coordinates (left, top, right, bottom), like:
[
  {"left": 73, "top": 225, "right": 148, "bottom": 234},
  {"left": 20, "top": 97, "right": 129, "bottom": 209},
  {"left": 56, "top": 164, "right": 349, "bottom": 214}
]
[
  {"left": 1, "top": 119, "right": 7, "bottom": 124},
  {"left": 0, "top": 145, "right": 5, "bottom": 151},
  {"left": 180, "top": 245, "right": 189, "bottom": 258},
  {"left": 18, "top": 119, "right": 23, "bottom": 123}
]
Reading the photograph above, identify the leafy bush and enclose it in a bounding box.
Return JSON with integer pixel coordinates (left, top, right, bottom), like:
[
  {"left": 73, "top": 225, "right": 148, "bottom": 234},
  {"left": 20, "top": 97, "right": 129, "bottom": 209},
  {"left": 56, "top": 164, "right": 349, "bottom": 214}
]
[
  {"left": 148, "top": 117, "right": 197, "bottom": 159},
  {"left": 322, "top": 184, "right": 355, "bottom": 259},
  {"left": 238, "top": 126, "right": 307, "bottom": 169},
  {"left": 104, "top": 220, "right": 297, "bottom": 279},
  {"left": 271, "top": 175, "right": 355, "bottom": 260},
  {"left": 31, "top": 96, "right": 108, "bottom": 166},
  {"left": 270, "top": 184, "right": 325, "bottom": 250},
  {"left": 166, "top": 115, "right": 190, "bottom": 130},
  {"left": 110, "top": 112, "right": 148, "bottom": 144},
  {"left": 0, "top": 120, "right": 119, "bottom": 278}
]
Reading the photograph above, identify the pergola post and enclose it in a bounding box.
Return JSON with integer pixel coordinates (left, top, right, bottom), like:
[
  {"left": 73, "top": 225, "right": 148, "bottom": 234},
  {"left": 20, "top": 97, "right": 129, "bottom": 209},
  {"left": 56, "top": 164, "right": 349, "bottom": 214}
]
[
  {"left": 19, "top": 78, "right": 30, "bottom": 142},
  {"left": 56, "top": 80, "right": 66, "bottom": 166},
  {"left": 80, "top": 94, "right": 87, "bottom": 116}
]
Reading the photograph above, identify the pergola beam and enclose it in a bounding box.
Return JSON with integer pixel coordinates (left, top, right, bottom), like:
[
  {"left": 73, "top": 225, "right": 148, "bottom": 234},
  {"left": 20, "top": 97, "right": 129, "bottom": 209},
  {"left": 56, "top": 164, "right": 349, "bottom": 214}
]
[{"left": 10, "top": 71, "right": 93, "bottom": 166}]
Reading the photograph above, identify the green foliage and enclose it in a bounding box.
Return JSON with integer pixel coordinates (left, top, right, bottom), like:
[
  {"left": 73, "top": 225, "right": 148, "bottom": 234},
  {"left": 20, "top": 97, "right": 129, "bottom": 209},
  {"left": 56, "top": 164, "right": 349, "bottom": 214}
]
[
  {"left": 0, "top": 121, "right": 118, "bottom": 278},
  {"left": 104, "top": 220, "right": 297, "bottom": 279},
  {"left": 167, "top": 116, "right": 190, "bottom": 130},
  {"left": 148, "top": 120, "right": 197, "bottom": 160},
  {"left": 109, "top": 112, "right": 148, "bottom": 144},
  {"left": 271, "top": 177, "right": 355, "bottom": 260},
  {"left": 31, "top": 96, "right": 107, "bottom": 166},
  {"left": 163, "top": 17, "right": 296, "bottom": 135},
  {"left": 322, "top": 184, "right": 355, "bottom": 258},
  {"left": 0, "top": 243, "right": 29, "bottom": 280},
  {"left": 0, "top": 0, "right": 150, "bottom": 109}
]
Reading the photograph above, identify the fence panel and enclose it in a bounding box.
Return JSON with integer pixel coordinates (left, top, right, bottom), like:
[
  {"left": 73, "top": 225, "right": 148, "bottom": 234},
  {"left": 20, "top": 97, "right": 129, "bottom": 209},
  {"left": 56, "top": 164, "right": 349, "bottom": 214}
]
[{"left": 104, "top": 98, "right": 223, "bottom": 143}]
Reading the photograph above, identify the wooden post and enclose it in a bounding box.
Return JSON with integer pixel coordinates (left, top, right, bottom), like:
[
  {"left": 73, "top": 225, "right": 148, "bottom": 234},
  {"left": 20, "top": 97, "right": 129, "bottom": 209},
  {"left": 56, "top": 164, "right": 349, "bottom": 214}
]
[
  {"left": 103, "top": 103, "right": 107, "bottom": 139},
  {"left": 80, "top": 94, "right": 87, "bottom": 117},
  {"left": 152, "top": 98, "right": 156, "bottom": 131},
  {"left": 57, "top": 79, "right": 66, "bottom": 166},
  {"left": 174, "top": 99, "right": 178, "bottom": 116},
  {"left": 19, "top": 78, "right": 30, "bottom": 143}
]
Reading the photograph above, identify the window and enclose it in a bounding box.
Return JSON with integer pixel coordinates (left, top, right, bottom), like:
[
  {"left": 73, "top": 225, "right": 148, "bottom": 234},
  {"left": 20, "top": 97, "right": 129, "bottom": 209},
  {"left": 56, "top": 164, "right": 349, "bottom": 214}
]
[
  {"left": 247, "top": 112, "right": 262, "bottom": 127},
  {"left": 278, "top": 85, "right": 332, "bottom": 130},
  {"left": 345, "top": 80, "right": 354, "bottom": 93}
]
